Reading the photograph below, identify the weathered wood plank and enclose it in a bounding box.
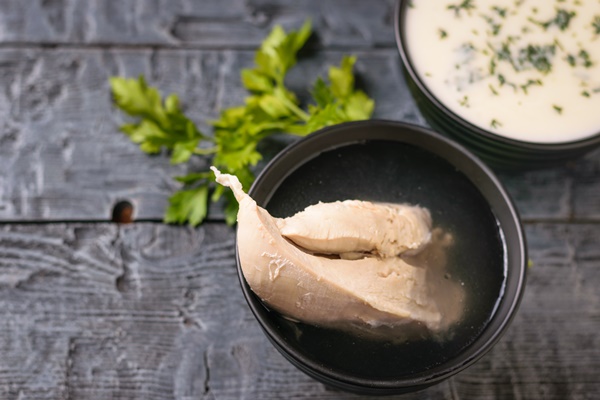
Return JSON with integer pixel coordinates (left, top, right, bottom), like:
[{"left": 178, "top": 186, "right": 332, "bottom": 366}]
[
  {"left": 0, "top": 222, "right": 598, "bottom": 399},
  {"left": 0, "top": 0, "right": 396, "bottom": 49},
  {"left": 497, "top": 149, "right": 600, "bottom": 222},
  {"left": 0, "top": 47, "right": 423, "bottom": 222},
  {"left": 0, "top": 46, "right": 599, "bottom": 223},
  {"left": 453, "top": 222, "right": 600, "bottom": 399},
  {"left": 0, "top": 1, "right": 596, "bottom": 399}
]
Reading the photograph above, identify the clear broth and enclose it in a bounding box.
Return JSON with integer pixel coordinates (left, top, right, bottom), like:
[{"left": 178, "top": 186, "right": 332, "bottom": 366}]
[{"left": 263, "top": 140, "right": 506, "bottom": 380}]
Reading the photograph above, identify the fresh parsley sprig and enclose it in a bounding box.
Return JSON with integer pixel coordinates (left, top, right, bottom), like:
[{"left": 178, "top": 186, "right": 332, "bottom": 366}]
[{"left": 109, "top": 21, "right": 374, "bottom": 226}]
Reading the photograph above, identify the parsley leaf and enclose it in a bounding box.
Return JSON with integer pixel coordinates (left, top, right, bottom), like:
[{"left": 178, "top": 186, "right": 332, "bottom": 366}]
[
  {"left": 109, "top": 76, "right": 206, "bottom": 164},
  {"left": 164, "top": 185, "right": 209, "bottom": 227}
]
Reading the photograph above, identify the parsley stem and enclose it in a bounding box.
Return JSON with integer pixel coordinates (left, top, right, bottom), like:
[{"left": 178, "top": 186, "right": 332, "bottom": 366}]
[
  {"left": 278, "top": 92, "right": 310, "bottom": 121},
  {"left": 193, "top": 147, "right": 218, "bottom": 155}
]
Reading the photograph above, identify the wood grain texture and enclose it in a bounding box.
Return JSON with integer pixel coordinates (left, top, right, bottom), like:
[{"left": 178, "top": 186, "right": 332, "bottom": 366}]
[
  {"left": 0, "top": 1, "right": 598, "bottom": 399},
  {"left": 0, "top": 0, "right": 396, "bottom": 49},
  {"left": 0, "top": 46, "right": 424, "bottom": 222},
  {"left": 0, "top": 44, "right": 599, "bottom": 222},
  {"left": 0, "top": 222, "right": 598, "bottom": 399},
  {"left": 1, "top": 0, "right": 599, "bottom": 223}
]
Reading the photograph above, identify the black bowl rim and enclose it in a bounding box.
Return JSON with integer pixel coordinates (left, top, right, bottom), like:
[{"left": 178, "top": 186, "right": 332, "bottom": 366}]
[
  {"left": 393, "top": 0, "right": 600, "bottom": 151},
  {"left": 238, "top": 119, "right": 527, "bottom": 393}
]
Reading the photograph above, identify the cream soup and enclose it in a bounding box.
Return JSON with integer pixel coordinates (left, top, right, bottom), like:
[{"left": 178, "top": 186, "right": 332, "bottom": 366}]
[{"left": 405, "top": 0, "right": 600, "bottom": 143}]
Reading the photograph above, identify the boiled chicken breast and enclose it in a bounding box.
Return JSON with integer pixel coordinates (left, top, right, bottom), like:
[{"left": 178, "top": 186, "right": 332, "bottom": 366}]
[
  {"left": 276, "top": 200, "right": 431, "bottom": 257},
  {"left": 212, "top": 167, "right": 463, "bottom": 333}
]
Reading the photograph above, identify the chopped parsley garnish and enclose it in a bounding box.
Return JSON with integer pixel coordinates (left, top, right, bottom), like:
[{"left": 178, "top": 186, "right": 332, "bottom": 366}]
[
  {"left": 593, "top": 16, "right": 600, "bottom": 34},
  {"left": 498, "top": 74, "right": 506, "bottom": 86},
  {"left": 553, "top": 105, "right": 563, "bottom": 114},
  {"left": 495, "top": 39, "right": 516, "bottom": 67},
  {"left": 492, "top": 6, "right": 507, "bottom": 18},
  {"left": 521, "top": 44, "right": 556, "bottom": 73},
  {"left": 566, "top": 50, "right": 594, "bottom": 68},
  {"left": 490, "top": 119, "right": 502, "bottom": 128},
  {"left": 489, "top": 57, "right": 497, "bottom": 74},
  {"left": 579, "top": 50, "right": 593, "bottom": 68},
  {"left": 489, "top": 40, "right": 557, "bottom": 75},
  {"left": 447, "top": 0, "right": 476, "bottom": 17},
  {"left": 520, "top": 79, "right": 543, "bottom": 94},
  {"left": 529, "top": 9, "right": 577, "bottom": 31},
  {"left": 482, "top": 14, "right": 502, "bottom": 35},
  {"left": 433, "top": 2, "right": 597, "bottom": 104}
]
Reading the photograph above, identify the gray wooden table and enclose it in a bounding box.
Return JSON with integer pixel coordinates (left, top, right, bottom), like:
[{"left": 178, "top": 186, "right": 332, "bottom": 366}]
[{"left": 1, "top": 1, "right": 599, "bottom": 399}]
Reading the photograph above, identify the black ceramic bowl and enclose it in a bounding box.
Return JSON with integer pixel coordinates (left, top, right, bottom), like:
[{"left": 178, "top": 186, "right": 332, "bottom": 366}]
[
  {"left": 393, "top": 0, "right": 600, "bottom": 170},
  {"left": 237, "top": 120, "right": 527, "bottom": 395}
]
